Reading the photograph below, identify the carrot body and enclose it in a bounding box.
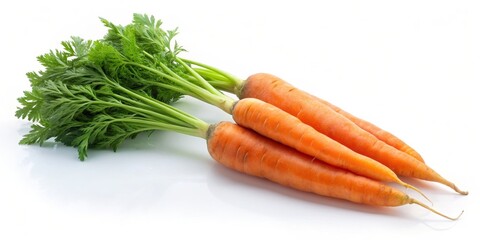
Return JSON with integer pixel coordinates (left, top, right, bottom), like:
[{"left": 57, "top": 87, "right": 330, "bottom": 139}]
[
  {"left": 235, "top": 72, "right": 424, "bottom": 162},
  {"left": 238, "top": 73, "right": 466, "bottom": 194},
  {"left": 232, "top": 98, "right": 402, "bottom": 185},
  {"left": 232, "top": 98, "right": 431, "bottom": 200},
  {"left": 208, "top": 122, "right": 462, "bottom": 220},
  {"left": 207, "top": 121, "right": 410, "bottom": 206},
  {"left": 314, "top": 96, "right": 425, "bottom": 162}
]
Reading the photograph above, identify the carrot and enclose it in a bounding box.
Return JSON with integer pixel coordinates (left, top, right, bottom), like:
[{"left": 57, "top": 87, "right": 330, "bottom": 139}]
[
  {"left": 188, "top": 64, "right": 466, "bottom": 194},
  {"left": 55, "top": 16, "right": 464, "bottom": 195},
  {"left": 66, "top": 17, "right": 420, "bottom": 196},
  {"left": 237, "top": 73, "right": 467, "bottom": 195},
  {"left": 83, "top": 17, "right": 435, "bottom": 191},
  {"left": 239, "top": 73, "right": 424, "bottom": 160},
  {"left": 231, "top": 97, "right": 430, "bottom": 200},
  {"left": 190, "top": 63, "right": 423, "bottom": 162},
  {"left": 207, "top": 121, "right": 461, "bottom": 220},
  {"left": 314, "top": 95, "right": 424, "bottom": 162},
  {"left": 18, "top": 14, "right": 465, "bottom": 221}
]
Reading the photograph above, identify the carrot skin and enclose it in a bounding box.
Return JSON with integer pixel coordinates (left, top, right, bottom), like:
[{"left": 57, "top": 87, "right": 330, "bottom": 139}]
[
  {"left": 316, "top": 97, "right": 425, "bottom": 162},
  {"left": 206, "top": 121, "right": 411, "bottom": 207},
  {"left": 239, "top": 73, "right": 466, "bottom": 194},
  {"left": 231, "top": 98, "right": 401, "bottom": 185},
  {"left": 239, "top": 72, "right": 424, "bottom": 162}
]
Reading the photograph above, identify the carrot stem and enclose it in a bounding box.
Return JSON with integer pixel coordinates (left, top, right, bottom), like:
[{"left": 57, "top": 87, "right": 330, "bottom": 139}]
[{"left": 181, "top": 58, "right": 243, "bottom": 88}]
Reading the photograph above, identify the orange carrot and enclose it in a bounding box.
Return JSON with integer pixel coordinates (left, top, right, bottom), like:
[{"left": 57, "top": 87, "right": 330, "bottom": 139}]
[
  {"left": 232, "top": 98, "right": 419, "bottom": 188},
  {"left": 192, "top": 65, "right": 423, "bottom": 162},
  {"left": 237, "top": 73, "right": 467, "bottom": 195},
  {"left": 207, "top": 121, "right": 461, "bottom": 220},
  {"left": 314, "top": 94, "right": 424, "bottom": 162},
  {"left": 239, "top": 73, "right": 423, "bottom": 161}
]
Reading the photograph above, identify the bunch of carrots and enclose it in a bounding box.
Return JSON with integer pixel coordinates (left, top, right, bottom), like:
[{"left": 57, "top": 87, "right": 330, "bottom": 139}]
[{"left": 16, "top": 14, "right": 467, "bottom": 220}]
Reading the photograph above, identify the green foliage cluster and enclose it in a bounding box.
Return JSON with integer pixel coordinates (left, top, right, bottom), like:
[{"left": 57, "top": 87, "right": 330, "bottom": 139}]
[{"left": 16, "top": 14, "right": 212, "bottom": 160}]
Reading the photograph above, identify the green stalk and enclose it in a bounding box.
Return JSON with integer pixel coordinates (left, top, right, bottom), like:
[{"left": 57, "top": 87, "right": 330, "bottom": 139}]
[
  {"left": 109, "top": 94, "right": 190, "bottom": 127},
  {"left": 176, "top": 57, "right": 220, "bottom": 95},
  {"left": 126, "top": 61, "right": 235, "bottom": 113},
  {"left": 112, "top": 84, "right": 208, "bottom": 128},
  {"left": 98, "top": 71, "right": 210, "bottom": 134},
  {"left": 190, "top": 68, "right": 235, "bottom": 92},
  {"left": 119, "top": 118, "right": 208, "bottom": 139},
  {"left": 181, "top": 58, "right": 243, "bottom": 89},
  {"left": 136, "top": 78, "right": 190, "bottom": 95},
  {"left": 192, "top": 68, "right": 230, "bottom": 82}
]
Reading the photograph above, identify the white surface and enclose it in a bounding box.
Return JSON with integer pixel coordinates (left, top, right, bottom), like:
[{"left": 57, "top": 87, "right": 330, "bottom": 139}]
[{"left": 1, "top": 1, "right": 479, "bottom": 239}]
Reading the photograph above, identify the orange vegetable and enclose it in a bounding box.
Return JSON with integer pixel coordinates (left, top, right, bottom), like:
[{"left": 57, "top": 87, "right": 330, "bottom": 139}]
[
  {"left": 232, "top": 98, "right": 428, "bottom": 199},
  {"left": 237, "top": 73, "right": 467, "bottom": 195},
  {"left": 193, "top": 64, "right": 422, "bottom": 161},
  {"left": 207, "top": 121, "right": 461, "bottom": 220},
  {"left": 314, "top": 95, "right": 424, "bottom": 162},
  {"left": 240, "top": 73, "right": 424, "bottom": 160}
]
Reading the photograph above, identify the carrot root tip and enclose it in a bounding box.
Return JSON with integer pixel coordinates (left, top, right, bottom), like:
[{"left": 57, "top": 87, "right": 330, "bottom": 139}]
[
  {"left": 453, "top": 185, "right": 469, "bottom": 195},
  {"left": 402, "top": 183, "right": 432, "bottom": 206},
  {"left": 411, "top": 198, "right": 464, "bottom": 221}
]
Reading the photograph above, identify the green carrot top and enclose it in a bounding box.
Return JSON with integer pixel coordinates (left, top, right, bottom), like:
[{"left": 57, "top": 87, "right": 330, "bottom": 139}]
[
  {"left": 16, "top": 35, "right": 211, "bottom": 160},
  {"left": 15, "top": 13, "right": 241, "bottom": 160}
]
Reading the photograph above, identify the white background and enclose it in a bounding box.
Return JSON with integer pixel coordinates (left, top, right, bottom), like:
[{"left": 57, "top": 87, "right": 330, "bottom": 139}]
[{"left": 1, "top": 1, "right": 479, "bottom": 239}]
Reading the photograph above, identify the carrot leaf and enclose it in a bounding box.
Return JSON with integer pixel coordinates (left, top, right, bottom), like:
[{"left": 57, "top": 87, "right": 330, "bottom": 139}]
[{"left": 16, "top": 36, "right": 209, "bottom": 160}]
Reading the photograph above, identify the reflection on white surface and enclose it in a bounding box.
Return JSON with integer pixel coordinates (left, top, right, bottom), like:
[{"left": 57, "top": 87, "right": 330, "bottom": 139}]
[{"left": 17, "top": 131, "right": 207, "bottom": 209}]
